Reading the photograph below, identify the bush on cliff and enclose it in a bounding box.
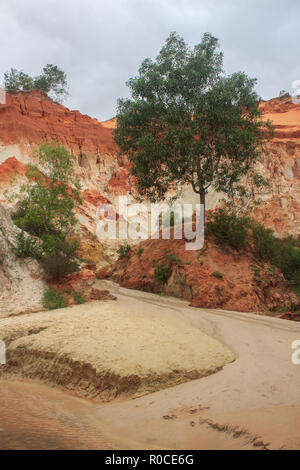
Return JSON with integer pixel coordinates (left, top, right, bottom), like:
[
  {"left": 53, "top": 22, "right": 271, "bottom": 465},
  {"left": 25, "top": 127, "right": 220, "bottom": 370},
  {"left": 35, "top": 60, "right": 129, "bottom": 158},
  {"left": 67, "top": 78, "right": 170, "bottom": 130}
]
[
  {"left": 251, "top": 223, "right": 300, "bottom": 293},
  {"left": 117, "top": 243, "right": 131, "bottom": 259},
  {"left": 4, "top": 64, "right": 68, "bottom": 104},
  {"left": 251, "top": 223, "right": 278, "bottom": 261},
  {"left": 11, "top": 142, "right": 82, "bottom": 279},
  {"left": 206, "top": 209, "right": 250, "bottom": 250},
  {"left": 205, "top": 208, "right": 300, "bottom": 294},
  {"left": 153, "top": 250, "right": 183, "bottom": 285}
]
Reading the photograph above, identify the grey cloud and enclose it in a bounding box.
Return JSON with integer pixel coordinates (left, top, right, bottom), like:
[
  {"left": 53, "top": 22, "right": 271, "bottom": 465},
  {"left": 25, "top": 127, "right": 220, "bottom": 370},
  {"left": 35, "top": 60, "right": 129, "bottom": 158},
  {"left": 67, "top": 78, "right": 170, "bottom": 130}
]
[{"left": 0, "top": 0, "right": 299, "bottom": 120}]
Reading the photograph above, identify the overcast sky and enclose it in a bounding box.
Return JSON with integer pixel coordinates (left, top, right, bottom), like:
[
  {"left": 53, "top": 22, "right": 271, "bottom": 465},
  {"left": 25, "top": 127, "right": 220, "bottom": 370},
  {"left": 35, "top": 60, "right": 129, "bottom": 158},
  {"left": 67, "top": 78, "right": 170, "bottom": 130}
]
[{"left": 1, "top": 0, "right": 299, "bottom": 121}]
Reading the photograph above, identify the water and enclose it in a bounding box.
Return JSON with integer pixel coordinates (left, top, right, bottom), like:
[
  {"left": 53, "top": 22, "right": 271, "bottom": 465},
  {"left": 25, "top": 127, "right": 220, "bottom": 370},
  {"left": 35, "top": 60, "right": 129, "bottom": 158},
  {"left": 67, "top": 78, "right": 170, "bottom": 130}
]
[{"left": 0, "top": 379, "right": 117, "bottom": 450}]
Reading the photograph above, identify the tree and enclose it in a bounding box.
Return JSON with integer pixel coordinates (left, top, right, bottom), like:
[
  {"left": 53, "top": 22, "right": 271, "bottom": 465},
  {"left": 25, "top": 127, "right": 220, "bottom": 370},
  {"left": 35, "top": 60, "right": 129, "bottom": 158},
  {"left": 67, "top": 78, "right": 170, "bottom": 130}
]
[
  {"left": 34, "top": 64, "right": 69, "bottom": 103},
  {"left": 11, "top": 142, "right": 82, "bottom": 278},
  {"left": 4, "top": 64, "right": 69, "bottom": 103},
  {"left": 4, "top": 68, "right": 34, "bottom": 91},
  {"left": 114, "top": 32, "right": 272, "bottom": 219}
]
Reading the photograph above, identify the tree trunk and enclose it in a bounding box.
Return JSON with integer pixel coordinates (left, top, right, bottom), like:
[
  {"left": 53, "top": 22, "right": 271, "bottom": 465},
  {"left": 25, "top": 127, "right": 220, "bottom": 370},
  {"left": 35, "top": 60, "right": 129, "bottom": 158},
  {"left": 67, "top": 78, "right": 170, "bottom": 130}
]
[{"left": 200, "top": 188, "right": 206, "bottom": 226}]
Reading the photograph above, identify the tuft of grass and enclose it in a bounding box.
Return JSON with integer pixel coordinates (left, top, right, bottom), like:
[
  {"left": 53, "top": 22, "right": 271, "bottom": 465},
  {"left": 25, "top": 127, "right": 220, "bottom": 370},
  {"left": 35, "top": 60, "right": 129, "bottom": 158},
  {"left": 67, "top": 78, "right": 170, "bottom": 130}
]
[
  {"left": 137, "top": 246, "right": 144, "bottom": 257},
  {"left": 73, "top": 291, "right": 87, "bottom": 305},
  {"left": 42, "top": 287, "right": 68, "bottom": 310}
]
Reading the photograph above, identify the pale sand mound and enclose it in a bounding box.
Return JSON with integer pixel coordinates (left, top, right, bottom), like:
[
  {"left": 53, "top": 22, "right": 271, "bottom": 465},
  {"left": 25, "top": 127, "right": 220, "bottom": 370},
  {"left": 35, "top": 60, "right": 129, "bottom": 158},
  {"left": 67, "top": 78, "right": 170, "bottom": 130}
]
[{"left": 0, "top": 300, "right": 235, "bottom": 400}]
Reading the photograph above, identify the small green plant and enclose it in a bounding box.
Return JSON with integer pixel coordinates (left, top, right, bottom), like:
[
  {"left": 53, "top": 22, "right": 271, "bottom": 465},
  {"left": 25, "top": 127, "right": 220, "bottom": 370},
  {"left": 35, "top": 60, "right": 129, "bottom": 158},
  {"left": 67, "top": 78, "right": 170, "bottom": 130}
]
[
  {"left": 73, "top": 291, "right": 87, "bottom": 305},
  {"left": 137, "top": 246, "right": 144, "bottom": 257},
  {"left": 117, "top": 243, "right": 131, "bottom": 259},
  {"left": 212, "top": 271, "right": 224, "bottom": 279},
  {"left": 152, "top": 250, "right": 183, "bottom": 285},
  {"left": 164, "top": 251, "right": 182, "bottom": 266},
  {"left": 42, "top": 287, "right": 68, "bottom": 310}
]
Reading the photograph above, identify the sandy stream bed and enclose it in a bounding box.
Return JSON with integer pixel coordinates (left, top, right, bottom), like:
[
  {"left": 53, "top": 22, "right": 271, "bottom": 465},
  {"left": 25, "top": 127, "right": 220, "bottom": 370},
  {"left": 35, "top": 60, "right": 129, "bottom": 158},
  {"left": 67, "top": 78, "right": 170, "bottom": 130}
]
[
  {"left": 1, "top": 281, "right": 300, "bottom": 449},
  {"left": 0, "top": 281, "right": 234, "bottom": 400}
]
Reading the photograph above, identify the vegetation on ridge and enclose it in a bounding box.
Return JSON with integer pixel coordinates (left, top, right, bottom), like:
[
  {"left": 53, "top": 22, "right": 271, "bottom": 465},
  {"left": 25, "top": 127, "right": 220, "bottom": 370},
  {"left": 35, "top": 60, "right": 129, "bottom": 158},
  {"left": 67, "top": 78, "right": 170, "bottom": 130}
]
[
  {"left": 206, "top": 208, "right": 300, "bottom": 294},
  {"left": 4, "top": 64, "right": 68, "bottom": 103},
  {"left": 9, "top": 142, "right": 82, "bottom": 279}
]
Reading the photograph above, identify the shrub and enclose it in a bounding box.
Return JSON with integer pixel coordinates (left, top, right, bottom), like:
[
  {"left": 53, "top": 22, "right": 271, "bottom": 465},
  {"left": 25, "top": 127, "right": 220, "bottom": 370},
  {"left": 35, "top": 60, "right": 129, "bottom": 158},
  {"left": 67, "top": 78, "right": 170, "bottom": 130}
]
[
  {"left": 152, "top": 250, "right": 183, "bottom": 285},
  {"left": 9, "top": 143, "right": 82, "bottom": 279},
  {"left": 212, "top": 271, "right": 224, "bottom": 279},
  {"left": 275, "top": 239, "right": 300, "bottom": 280},
  {"left": 117, "top": 243, "right": 131, "bottom": 259},
  {"left": 154, "top": 264, "right": 172, "bottom": 284},
  {"left": 41, "top": 251, "right": 79, "bottom": 279},
  {"left": 73, "top": 291, "right": 87, "bottom": 304},
  {"left": 206, "top": 209, "right": 250, "bottom": 250},
  {"left": 14, "top": 231, "right": 43, "bottom": 259},
  {"left": 42, "top": 287, "right": 68, "bottom": 310},
  {"left": 251, "top": 225, "right": 300, "bottom": 294},
  {"left": 274, "top": 238, "right": 300, "bottom": 293},
  {"left": 251, "top": 222, "right": 278, "bottom": 261},
  {"left": 4, "top": 65, "right": 68, "bottom": 104},
  {"left": 164, "top": 251, "right": 182, "bottom": 266}
]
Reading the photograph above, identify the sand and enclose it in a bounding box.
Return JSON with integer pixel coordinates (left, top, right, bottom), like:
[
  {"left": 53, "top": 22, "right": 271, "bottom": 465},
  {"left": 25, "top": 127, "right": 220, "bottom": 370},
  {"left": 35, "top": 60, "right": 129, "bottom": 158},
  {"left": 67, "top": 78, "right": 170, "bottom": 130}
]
[
  {"left": 1, "top": 280, "right": 300, "bottom": 449},
  {"left": 0, "top": 288, "right": 235, "bottom": 399},
  {"left": 93, "top": 282, "right": 300, "bottom": 450}
]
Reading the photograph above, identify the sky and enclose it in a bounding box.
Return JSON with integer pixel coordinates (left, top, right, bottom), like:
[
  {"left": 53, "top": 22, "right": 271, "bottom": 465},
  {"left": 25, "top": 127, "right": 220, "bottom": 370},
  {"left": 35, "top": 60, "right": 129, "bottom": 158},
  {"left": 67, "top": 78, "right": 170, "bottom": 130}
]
[{"left": 0, "top": 0, "right": 299, "bottom": 121}]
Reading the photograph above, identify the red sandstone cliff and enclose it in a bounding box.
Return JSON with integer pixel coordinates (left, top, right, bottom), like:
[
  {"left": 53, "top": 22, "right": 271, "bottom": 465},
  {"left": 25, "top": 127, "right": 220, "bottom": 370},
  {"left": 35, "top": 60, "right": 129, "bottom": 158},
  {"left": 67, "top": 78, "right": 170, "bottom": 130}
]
[
  {"left": 255, "top": 95, "right": 300, "bottom": 236},
  {"left": 1, "top": 91, "right": 300, "bottom": 237},
  {"left": 0, "top": 90, "right": 300, "bottom": 315}
]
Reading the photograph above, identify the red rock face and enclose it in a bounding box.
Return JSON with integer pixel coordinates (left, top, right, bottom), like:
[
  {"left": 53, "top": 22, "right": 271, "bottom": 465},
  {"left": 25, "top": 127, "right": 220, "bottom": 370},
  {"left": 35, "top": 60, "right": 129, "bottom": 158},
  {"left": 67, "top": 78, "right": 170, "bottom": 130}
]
[
  {"left": 0, "top": 91, "right": 299, "bottom": 314},
  {"left": 110, "top": 236, "right": 299, "bottom": 314},
  {"left": 0, "top": 90, "right": 130, "bottom": 210},
  {"left": 0, "top": 90, "right": 299, "bottom": 238},
  {"left": 256, "top": 95, "right": 300, "bottom": 236},
  {"left": 0, "top": 90, "right": 116, "bottom": 154},
  {"left": 0, "top": 157, "right": 27, "bottom": 187},
  {"left": 0, "top": 90, "right": 131, "bottom": 233}
]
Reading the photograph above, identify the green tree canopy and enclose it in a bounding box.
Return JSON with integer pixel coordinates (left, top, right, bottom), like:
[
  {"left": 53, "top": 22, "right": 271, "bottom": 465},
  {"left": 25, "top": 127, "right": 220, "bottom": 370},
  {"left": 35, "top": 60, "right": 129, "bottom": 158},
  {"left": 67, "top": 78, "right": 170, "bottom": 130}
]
[
  {"left": 4, "top": 69, "right": 34, "bottom": 92},
  {"left": 114, "top": 32, "right": 272, "bottom": 215},
  {"left": 11, "top": 142, "right": 82, "bottom": 278},
  {"left": 14, "top": 142, "right": 82, "bottom": 239},
  {"left": 4, "top": 64, "right": 68, "bottom": 103}
]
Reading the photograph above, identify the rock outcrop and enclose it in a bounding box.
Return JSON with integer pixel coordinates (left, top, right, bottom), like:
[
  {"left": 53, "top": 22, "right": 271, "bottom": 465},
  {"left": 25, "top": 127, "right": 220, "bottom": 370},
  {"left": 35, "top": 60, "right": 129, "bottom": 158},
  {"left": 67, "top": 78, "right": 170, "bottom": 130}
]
[
  {"left": 0, "top": 204, "right": 45, "bottom": 317},
  {"left": 109, "top": 235, "right": 300, "bottom": 314},
  {"left": 0, "top": 90, "right": 131, "bottom": 238},
  {"left": 0, "top": 90, "right": 300, "bottom": 315},
  {"left": 254, "top": 95, "right": 300, "bottom": 236}
]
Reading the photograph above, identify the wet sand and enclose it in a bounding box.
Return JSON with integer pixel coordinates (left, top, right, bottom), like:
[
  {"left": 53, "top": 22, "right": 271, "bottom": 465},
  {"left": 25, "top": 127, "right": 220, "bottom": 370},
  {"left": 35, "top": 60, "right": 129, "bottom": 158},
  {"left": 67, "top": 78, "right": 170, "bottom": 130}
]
[{"left": 0, "top": 379, "right": 119, "bottom": 450}]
